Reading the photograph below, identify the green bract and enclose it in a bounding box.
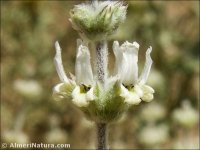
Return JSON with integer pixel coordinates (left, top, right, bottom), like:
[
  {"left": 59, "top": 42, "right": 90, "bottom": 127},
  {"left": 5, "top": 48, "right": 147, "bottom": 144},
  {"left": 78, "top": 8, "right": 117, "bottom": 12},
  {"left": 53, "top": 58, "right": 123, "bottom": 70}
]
[
  {"left": 81, "top": 81, "right": 128, "bottom": 123},
  {"left": 69, "top": 1, "right": 127, "bottom": 41}
]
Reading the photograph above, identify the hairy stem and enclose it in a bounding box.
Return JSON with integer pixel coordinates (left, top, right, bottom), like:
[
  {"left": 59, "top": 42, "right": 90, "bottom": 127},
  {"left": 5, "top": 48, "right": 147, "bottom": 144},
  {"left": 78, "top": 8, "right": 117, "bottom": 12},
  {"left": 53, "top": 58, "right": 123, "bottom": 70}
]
[
  {"left": 94, "top": 41, "right": 108, "bottom": 84},
  {"left": 94, "top": 41, "right": 108, "bottom": 149},
  {"left": 97, "top": 123, "right": 108, "bottom": 150}
]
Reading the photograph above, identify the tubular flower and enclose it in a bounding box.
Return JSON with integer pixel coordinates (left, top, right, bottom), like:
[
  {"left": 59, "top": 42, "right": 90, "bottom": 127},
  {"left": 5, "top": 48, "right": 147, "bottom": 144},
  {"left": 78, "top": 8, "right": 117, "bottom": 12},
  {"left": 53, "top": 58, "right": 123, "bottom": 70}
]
[
  {"left": 53, "top": 40, "right": 154, "bottom": 123},
  {"left": 113, "top": 41, "right": 154, "bottom": 104}
]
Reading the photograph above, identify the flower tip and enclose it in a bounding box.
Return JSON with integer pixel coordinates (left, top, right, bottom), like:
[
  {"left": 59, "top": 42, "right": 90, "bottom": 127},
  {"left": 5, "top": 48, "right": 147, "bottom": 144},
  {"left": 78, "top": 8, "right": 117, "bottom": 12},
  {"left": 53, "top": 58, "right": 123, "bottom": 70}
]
[
  {"left": 133, "top": 41, "right": 140, "bottom": 49},
  {"left": 113, "top": 41, "right": 119, "bottom": 48},
  {"left": 124, "top": 41, "right": 130, "bottom": 44},
  {"left": 148, "top": 46, "right": 152, "bottom": 52},
  {"left": 146, "top": 46, "right": 152, "bottom": 57},
  {"left": 76, "top": 39, "right": 82, "bottom": 47},
  {"left": 114, "top": 41, "right": 119, "bottom": 45},
  {"left": 77, "top": 45, "right": 89, "bottom": 58},
  {"left": 55, "top": 41, "right": 61, "bottom": 53}
]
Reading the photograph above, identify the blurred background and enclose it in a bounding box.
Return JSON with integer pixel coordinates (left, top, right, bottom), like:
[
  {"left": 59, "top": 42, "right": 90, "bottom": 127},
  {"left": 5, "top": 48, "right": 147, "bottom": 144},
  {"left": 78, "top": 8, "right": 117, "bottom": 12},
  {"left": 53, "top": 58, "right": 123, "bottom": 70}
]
[{"left": 1, "top": 0, "right": 199, "bottom": 149}]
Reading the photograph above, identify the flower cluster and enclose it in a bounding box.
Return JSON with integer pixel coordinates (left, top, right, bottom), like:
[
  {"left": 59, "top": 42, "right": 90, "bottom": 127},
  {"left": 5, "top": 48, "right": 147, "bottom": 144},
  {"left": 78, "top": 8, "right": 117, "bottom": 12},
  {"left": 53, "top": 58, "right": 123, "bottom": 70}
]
[
  {"left": 53, "top": 39, "right": 154, "bottom": 123},
  {"left": 53, "top": 0, "right": 154, "bottom": 123}
]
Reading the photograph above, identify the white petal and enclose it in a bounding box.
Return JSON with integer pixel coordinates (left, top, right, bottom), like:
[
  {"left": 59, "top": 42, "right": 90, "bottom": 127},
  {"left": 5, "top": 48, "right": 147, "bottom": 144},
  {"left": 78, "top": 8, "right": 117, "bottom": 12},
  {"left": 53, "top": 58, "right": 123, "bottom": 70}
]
[
  {"left": 72, "top": 86, "right": 88, "bottom": 107},
  {"left": 113, "top": 41, "right": 139, "bottom": 85},
  {"left": 139, "top": 46, "right": 153, "bottom": 84},
  {"left": 120, "top": 84, "right": 130, "bottom": 97},
  {"left": 113, "top": 41, "right": 123, "bottom": 78},
  {"left": 54, "top": 41, "right": 70, "bottom": 83},
  {"left": 142, "top": 93, "right": 154, "bottom": 102},
  {"left": 76, "top": 39, "right": 82, "bottom": 49},
  {"left": 69, "top": 72, "right": 76, "bottom": 81},
  {"left": 75, "top": 43, "right": 93, "bottom": 86},
  {"left": 53, "top": 83, "right": 64, "bottom": 93},
  {"left": 86, "top": 87, "right": 96, "bottom": 101},
  {"left": 53, "top": 83, "right": 66, "bottom": 101},
  {"left": 133, "top": 84, "right": 143, "bottom": 97},
  {"left": 126, "top": 93, "right": 141, "bottom": 105},
  {"left": 120, "top": 84, "right": 141, "bottom": 105},
  {"left": 76, "top": 38, "right": 88, "bottom": 52},
  {"left": 141, "top": 85, "right": 155, "bottom": 94},
  {"left": 113, "top": 41, "right": 121, "bottom": 57}
]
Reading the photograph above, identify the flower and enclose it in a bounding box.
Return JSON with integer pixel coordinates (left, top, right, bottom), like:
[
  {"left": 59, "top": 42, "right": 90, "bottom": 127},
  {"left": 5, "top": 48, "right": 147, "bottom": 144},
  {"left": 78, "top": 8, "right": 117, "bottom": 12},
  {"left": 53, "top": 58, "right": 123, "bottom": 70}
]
[
  {"left": 172, "top": 100, "right": 198, "bottom": 128},
  {"left": 14, "top": 79, "right": 42, "bottom": 99},
  {"left": 53, "top": 40, "right": 154, "bottom": 123},
  {"left": 45, "top": 128, "right": 68, "bottom": 144},
  {"left": 138, "top": 124, "right": 169, "bottom": 147},
  {"left": 113, "top": 41, "right": 154, "bottom": 104},
  {"left": 69, "top": 1, "right": 127, "bottom": 41},
  {"left": 140, "top": 102, "right": 166, "bottom": 122},
  {"left": 3, "top": 130, "right": 29, "bottom": 144}
]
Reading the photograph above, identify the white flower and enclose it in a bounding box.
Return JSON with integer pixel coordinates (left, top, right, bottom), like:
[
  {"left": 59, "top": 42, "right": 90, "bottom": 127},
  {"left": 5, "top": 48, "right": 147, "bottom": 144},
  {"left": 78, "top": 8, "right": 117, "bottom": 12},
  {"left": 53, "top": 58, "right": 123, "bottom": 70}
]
[
  {"left": 120, "top": 84, "right": 141, "bottom": 105},
  {"left": 75, "top": 40, "right": 93, "bottom": 86},
  {"left": 140, "top": 102, "right": 166, "bottom": 122},
  {"left": 71, "top": 86, "right": 95, "bottom": 107},
  {"left": 138, "top": 124, "right": 169, "bottom": 147},
  {"left": 113, "top": 41, "right": 139, "bottom": 85},
  {"left": 14, "top": 79, "right": 42, "bottom": 99},
  {"left": 54, "top": 41, "right": 73, "bottom": 84},
  {"left": 113, "top": 41, "right": 152, "bottom": 85},
  {"left": 113, "top": 41, "right": 154, "bottom": 104},
  {"left": 172, "top": 100, "right": 198, "bottom": 128},
  {"left": 3, "top": 130, "right": 29, "bottom": 144},
  {"left": 45, "top": 128, "right": 68, "bottom": 144},
  {"left": 54, "top": 40, "right": 94, "bottom": 107}
]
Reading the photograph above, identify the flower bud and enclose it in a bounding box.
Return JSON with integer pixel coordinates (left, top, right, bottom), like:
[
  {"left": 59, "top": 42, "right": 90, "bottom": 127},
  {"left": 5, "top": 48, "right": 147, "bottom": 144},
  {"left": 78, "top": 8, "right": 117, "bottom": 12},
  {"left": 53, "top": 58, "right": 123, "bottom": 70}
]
[{"left": 69, "top": 1, "right": 127, "bottom": 41}]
